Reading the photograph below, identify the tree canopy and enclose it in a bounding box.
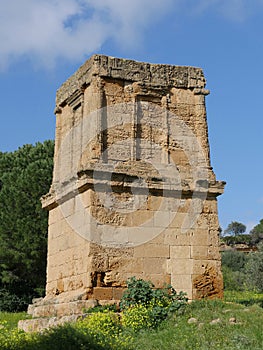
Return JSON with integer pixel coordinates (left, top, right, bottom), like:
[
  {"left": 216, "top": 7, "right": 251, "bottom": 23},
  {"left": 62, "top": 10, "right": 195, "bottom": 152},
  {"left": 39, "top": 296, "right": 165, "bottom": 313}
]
[
  {"left": 223, "top": 221, "right": 246, "bottom": 237},
  {"left": 250, "top": 219, "right": 263, "bottom": 245},
  {"left": 0, "top": 141, "right": 54, "bottom": 311}
]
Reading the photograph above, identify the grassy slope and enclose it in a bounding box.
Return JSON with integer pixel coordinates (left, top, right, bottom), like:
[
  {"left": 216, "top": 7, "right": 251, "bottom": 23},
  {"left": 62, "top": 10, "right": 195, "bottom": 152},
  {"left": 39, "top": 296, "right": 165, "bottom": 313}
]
[
  {"left": 132, "top": 299, "right": 263, "bottom": 350},
  {"left": 0, "top": 312, "right": 28, "bottom": 330},
  {"left": 0, "top": 296, "right": 263, "bottom": 350}
]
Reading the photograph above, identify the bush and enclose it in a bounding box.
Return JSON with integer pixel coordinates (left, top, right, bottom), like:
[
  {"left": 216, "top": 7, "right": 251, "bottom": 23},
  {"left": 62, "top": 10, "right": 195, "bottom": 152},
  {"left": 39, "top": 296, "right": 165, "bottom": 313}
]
[
  {"left": 79, "top": 310, "right": 120, "bottom": 337},
  {"left": 77, "top": 310, "right": 130, "bottom": 349},
  {"left": 0, "top": 289, "right": 29, "bottom": 312},
  {"left": 245, "top": 243, "right": 263, "bottom": 292},
  {"left": 120, "top": 277, "right": 188, "bottom": 328},
  {"left": 221, "top": 250, "right": 248, "bottom": 291},
  {"left": 0, "top": 323, "right": 109, "bottom": 350},
  {"left": 120, "top": 277, "right": 155, "bottom": 309},
  {"left": 221, "top": 244, "right": 263, "bottom": 292},
  {"left": 221, "top": 250, "right": 248, "bottom": 271},
  {"left": 122, "top": 304, "right": 153, "bottom": 332},
  {"left": 221, "top": 234, "right": 252, "bottom": 246},
  {"left": 222, "top": 265, "right": 246, "bottom": 291}
]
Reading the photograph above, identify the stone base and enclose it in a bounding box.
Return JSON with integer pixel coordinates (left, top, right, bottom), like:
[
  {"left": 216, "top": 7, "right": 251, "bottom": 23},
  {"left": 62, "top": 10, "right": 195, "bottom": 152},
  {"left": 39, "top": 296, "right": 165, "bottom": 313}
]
[
  {"left": 18, "top": 288, "right": 124, "bottom": 332},
  {"left": 18, "top": 314, "right": 87, "bottom": 333}
]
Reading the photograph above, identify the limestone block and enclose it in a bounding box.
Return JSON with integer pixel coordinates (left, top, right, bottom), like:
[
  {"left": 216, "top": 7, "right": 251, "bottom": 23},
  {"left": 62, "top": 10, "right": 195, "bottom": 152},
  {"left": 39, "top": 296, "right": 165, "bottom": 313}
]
[
  {"left": 134, "top": 243, "right": 170, "bottom": 258},
  {"left": 171, "top": 274, "right": 192, "bottom": 292},
  {"left": 202, "top": 200, "right": 218, "bottom": 214},
  {"left": 170, "top": 245, "right": 191, "bottom": 259},
  {"left": 168, "top": 258, "right": 193, "bottom": 275},
  {"left": 112, "top": 288, "right": 125, "bottom": 300},
  {"left": 192, "top": 260, "right": 218, "bottom": 275},
  {"left": 207, "top": 247, "right": 221, "bottom": 260},
  {"left": 191, "top": 245, "right": 208, "bottom": 260},
  {"left": 140, "top": 273, "right": 171, "bottom": 288},
  {"left": 153, "top": 211, "right": 170, "bottom": 228},
  {"left": 131, "top": 210, "right": 154, "bottom": 227},
  {"left": 191, "top": 231, "right": 209, "bottom": 246},
  {"left": 62, "top": 274, "right": 88, "bottom": 292},
  {"left": 147, "top": 195, "right": 162, "bottom": 211},
  {"left": 164, "top": 230, "right": 192, "bottom": 246},
  {"left": 93, "top": 287, "right": 113, "bottom": 300},
  {"left": 142, "top": 257, "right": 166, "bottom": 274},
  {"left": 169, "top": 213, "right": 187, "bottom": 228},
  {"left": 109, "top": 256, "right": 143, "bottom": 274},
  {"left": 48, "top": 207, "right": 64, "bottom": 225}
]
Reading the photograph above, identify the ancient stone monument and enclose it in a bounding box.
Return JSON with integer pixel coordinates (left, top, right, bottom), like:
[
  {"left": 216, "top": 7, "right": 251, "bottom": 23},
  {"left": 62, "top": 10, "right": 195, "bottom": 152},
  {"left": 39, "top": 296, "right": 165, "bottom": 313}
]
[{"left": 19, "top": 55, "right": 225, "bottom": 331}]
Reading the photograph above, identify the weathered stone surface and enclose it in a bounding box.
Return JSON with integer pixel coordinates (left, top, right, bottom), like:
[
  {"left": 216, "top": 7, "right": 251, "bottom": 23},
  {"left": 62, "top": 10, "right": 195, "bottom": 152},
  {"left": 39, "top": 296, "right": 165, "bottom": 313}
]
[
  {"left": 18, "top": 314, "right": 86, "bottom": 333},
  {"left": 21, "top": 54, "right": 225, "bottom": 332},
  {"left": 193, "top": 265, "right": 224, "bottom": 299}
]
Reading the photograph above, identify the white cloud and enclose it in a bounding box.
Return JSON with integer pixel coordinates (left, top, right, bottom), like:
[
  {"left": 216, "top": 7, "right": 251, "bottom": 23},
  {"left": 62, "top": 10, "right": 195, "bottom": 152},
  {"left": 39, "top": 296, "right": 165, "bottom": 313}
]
[
  {"left": 1, "top": 0, "right": 263, "bottom": 71},
  {"left": 0, "top": 0, "right": 174, "bottom": 70}
]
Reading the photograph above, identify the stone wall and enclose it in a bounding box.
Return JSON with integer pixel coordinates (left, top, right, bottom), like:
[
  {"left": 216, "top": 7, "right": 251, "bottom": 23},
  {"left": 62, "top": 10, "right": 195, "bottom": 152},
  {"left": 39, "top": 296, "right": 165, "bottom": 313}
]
[{"left": 19, "top": 55, "right": 225, "bottom": 332}]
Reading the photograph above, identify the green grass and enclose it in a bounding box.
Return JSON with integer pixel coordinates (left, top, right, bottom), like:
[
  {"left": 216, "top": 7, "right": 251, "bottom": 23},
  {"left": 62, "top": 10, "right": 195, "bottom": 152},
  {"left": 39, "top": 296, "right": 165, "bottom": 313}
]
[
  {"left": 131, "top": 299, "right": 263, "bottom": 350},
  {"left": 0, "top": 295, "right": 263, "bottom": 350},
  {"left": 224, "top": 290, "right": 263, "bottom": 307},
  {"left": 0, "top": 312, "right": 28, "bottom": 330}
]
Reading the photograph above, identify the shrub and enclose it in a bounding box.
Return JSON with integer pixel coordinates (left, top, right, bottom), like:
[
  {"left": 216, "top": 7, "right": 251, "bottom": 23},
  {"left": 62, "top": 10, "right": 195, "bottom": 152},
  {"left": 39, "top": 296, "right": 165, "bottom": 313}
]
[
  {"left": 77, "top": 310, "right": 129, "bottom": 349},
  {"left": 85, "top": 303, "right": 118, "bottom": 314},
  {"left": 120, "top": 277, "right": 188, "bottom": 328},
  {"left": 221, "top": 250, "right": 248, "bottom": 271},
  {"left": 0, "top": 289, "right": 29, "bottom": 312},
  {"left": 122, "top": 304, "right": 153, "bottom": 332},
  {"left": 221, "top": 234, "right": 252, "bottom": 246},
  {"left": 120, "top": 277, "right": 154, "bottom": 309},
  {"left": 222, "top": 265, "right": 246, "bottom": 291},
  {"left": 245, "top": 243, "right": 263, "bottom": 292}
]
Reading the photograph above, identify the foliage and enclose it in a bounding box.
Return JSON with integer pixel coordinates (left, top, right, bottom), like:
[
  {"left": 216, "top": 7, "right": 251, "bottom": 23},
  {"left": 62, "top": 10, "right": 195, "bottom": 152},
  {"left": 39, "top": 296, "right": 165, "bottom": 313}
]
[
  {"left": 120, "top": 277, "right": 155, "bottom": 309},
  {"left": 221, "top": 245, "right": 263, "bottom": 292},
  {"left": 77, "top": 311, "right": 128, "bottom": 349},
  {"left": 0, "top": 322, "right": 108, "bottom": 350},
  {"left": 0, "top": 141, "right": 54, "bottom": 311},
  {"left": 85, "top": 304, "right": 118, "bottom": 314},
  {"left": 223, "top": 221, "right": 246, "bottom": 237},
  {"left": 221, "top": 250, "right": 247, "bottom": 291},
  {"left": 120, "top": 277, "right": 188, "bottom": 328},
  {"left": 1, "top": 295, "right": 263, "bottom": 350},
  {"left": 221, "top": 250, "right": 248, "bottom": 271},
  {"left": 221, "top": 250, "right": 248, "bottom": 291},
  {"left": 122, "top": 304, "right": 153, "bottom": 332},
  {"left": 0, "top": 289, "right": 28, "bottom": 312},
  {"left": 245, "top": 243, "right": 263, "bottom": 292},
  {"left": 221, "top": 265, "right": 246, "bottom": 291},
  {"left": 221, "top": 219, "right": 263, "bottom": 247},
  {"left": 221, "top": 234, "right": 252, "bottom": 246},
  {"left": 250, "top": 219, "right": 263, "bottom": 245}
]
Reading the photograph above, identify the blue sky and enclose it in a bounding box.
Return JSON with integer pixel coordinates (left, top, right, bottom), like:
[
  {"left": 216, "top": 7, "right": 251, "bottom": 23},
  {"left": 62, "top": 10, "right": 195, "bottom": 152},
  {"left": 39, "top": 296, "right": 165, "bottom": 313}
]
[{"left": 0, "top": 0, "right": 262, "bottom": 231}]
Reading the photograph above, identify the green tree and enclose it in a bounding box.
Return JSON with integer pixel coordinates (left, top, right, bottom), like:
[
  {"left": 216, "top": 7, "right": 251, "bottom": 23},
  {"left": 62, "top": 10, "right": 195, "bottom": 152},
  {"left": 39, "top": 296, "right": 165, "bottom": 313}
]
[
  {"left": 223, "top": 221, "right": 246, "bottom": 237},
  {"left": 250, "top": 219, "right": 263, "bottom": 245},
  {"left": 221, "top": 250, "right": 248, "bottom": 271},
  {"left": 221, "top": 250, "right": 248, "bottom": 291},
  {"left": 0, "top": 141, "right": 54, "bottom": 311},
  {"left": 245, "top": 242, "right": 263, "bottom": 292}
]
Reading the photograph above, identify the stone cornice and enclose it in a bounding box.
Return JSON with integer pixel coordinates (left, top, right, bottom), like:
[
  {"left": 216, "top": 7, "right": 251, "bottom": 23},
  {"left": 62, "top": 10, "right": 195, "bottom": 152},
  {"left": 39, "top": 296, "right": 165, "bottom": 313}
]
[{"left": 56, "top": 54, "right": 207, "bottom": 107}]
